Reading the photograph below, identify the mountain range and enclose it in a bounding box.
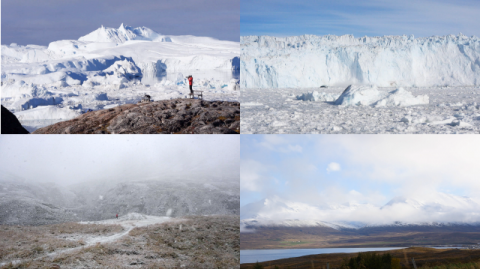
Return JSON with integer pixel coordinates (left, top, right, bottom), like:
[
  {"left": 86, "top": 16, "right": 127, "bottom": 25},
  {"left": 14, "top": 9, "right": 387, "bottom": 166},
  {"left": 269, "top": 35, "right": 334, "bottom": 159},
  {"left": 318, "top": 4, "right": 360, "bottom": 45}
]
[{"left": 0, "top": 171, "right": 239, "bottom": 225}]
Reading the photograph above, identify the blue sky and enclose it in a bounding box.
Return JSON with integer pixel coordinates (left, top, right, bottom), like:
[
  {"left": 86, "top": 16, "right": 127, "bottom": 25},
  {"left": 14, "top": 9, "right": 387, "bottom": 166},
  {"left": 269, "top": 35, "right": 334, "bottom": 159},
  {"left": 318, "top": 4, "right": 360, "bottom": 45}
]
[
  {"left": 241, "top": 0, "right": 480, "bottom": 37},
  {"left": 241, "top": 135, "right": 480, "bottom": 207},
  {"left": 1, "top": 0, "right": 239, "bottom": 45}
]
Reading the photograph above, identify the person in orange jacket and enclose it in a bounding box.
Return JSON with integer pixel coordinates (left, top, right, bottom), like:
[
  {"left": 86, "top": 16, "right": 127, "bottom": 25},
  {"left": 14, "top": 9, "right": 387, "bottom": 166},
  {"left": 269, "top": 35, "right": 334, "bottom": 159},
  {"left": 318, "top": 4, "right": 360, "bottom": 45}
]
[
  {"left": 188, "top": 75, "right": 193, "bottom": 95},
  {"left": 116, "top": 214, "right": 118, "bottom": 219}
]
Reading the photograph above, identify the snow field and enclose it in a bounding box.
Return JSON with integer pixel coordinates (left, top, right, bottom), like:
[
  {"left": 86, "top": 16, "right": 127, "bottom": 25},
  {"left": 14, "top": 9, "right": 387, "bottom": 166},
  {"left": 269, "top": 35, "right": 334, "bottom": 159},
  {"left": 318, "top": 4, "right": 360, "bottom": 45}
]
[{"left": 240, "top": 86, "right": 480, "bottom": 134}]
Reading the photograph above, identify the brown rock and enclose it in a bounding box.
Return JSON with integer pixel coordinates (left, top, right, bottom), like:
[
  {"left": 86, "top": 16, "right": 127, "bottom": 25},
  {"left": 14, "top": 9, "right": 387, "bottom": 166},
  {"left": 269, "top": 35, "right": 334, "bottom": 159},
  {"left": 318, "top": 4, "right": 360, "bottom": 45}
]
[{"left": 33, "top": 99, "right": 240, "bottom": 134}]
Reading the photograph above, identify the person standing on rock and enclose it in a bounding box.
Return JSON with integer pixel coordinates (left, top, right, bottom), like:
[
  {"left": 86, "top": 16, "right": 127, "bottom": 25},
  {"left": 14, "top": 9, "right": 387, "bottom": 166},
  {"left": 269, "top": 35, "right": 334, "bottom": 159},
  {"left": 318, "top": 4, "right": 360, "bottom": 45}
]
[
  {"left": 188, "top": 75, "right": 193, "bottom": 95},
  {"left": 116, "top": 214, "right": 118, "bottom": 219}
]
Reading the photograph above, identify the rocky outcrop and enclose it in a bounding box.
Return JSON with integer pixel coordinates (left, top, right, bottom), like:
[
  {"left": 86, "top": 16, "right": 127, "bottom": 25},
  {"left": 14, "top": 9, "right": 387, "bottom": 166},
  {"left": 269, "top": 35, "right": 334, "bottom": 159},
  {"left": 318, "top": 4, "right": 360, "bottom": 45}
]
[
  {"left": 1, "top": 105, "right": 29, "bottom": 134},
  {"left": 33, "top": 99, "right": 240, "bottom": 134}
]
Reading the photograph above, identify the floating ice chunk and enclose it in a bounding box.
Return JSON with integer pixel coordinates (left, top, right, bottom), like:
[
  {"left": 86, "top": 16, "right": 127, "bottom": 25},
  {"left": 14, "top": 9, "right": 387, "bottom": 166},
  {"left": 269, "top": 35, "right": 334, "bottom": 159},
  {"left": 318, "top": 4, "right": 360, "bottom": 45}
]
[
  {"left": 242, "top": 102, "right": 264, "bottom": 106},
  {"left": 400, "top": 116, "right": 412, "bottom": 123},
  {"left": 372, "top": 88, "right": 429, "bottom": 107},
  {"left": 296, "top": 91, "right": 339, "bottom": 102},
  {"left": 103, "top": 59, "right": 142, "bottom": 79},
  {"left": 334, "top": 85, "right": 429, "bottom": 107},
  {"left": 53, "top": 80, "right": 68, "bottom": 88},
  {"left": 14, "top": 105, "right": 81, "bottom": 120},
  {"left": 228, "top": 79, "right": 240, "bottom": 91},
  {"left": 334, "top": 85, "right": 386, "bottom": 106},
  {"left": 66, "top": 76, "right": 82, "bottom": 86},
  {"left": 449, "top": 120, "right": 472, "bottom": 127}
]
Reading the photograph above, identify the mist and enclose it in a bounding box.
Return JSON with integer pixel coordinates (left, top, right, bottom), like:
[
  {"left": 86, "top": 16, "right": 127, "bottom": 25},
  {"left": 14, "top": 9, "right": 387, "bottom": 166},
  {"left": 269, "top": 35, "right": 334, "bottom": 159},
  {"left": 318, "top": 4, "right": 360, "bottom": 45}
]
[{"left": 0, "top": 135, "right": 239, "bottom": 186}]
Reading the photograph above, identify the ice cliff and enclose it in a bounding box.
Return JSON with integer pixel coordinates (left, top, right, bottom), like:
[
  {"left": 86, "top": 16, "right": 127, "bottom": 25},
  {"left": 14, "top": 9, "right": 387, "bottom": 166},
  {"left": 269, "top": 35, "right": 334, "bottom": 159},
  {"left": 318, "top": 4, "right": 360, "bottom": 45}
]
[{"left": 241, "top": 34, "right": 480, "bottom": 88}]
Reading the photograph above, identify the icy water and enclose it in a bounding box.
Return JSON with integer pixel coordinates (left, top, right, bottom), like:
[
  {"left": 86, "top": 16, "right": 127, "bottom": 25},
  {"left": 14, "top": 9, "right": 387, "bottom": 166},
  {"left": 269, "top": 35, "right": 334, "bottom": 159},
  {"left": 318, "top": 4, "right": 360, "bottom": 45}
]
[{"left": 240, "top": 248, "right": 406, "bottom": 264}]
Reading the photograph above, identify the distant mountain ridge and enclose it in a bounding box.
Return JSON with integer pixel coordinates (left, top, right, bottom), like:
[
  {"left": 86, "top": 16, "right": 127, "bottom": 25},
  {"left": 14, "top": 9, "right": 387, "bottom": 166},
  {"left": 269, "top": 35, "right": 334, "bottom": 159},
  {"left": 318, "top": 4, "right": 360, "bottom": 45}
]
[{"left": 241, "top": 194, "right": 480, "bottom": 230}]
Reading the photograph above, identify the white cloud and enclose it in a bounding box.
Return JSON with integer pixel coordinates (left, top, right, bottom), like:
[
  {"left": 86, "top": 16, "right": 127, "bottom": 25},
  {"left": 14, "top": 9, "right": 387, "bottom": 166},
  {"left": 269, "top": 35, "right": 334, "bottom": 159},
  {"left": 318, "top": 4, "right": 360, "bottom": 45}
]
[
  {"left": 317, "top": 135, "right": 480, "bottom": 196},
  {"left": 241, "top": 192, "right": 480, "bottom": 225},
  {"left": 240, "top": 159, "right": 271, "bottom": 192},
  {"left": 257, "top": 135, "right": 302, "bottom": 153},
  {"left": 286, "top": 144, "right": 302, "bottom": 152},
  {"left": 326, "top": 162, "right": 341, "bottom": 172}
]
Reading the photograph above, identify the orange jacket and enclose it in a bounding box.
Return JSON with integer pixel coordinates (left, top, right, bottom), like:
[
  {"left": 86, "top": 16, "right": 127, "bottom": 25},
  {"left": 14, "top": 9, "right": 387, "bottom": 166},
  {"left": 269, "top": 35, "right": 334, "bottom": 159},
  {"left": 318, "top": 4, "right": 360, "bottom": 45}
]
[{"left": 188, "top": 77, "right": 193, "bottom": 85}]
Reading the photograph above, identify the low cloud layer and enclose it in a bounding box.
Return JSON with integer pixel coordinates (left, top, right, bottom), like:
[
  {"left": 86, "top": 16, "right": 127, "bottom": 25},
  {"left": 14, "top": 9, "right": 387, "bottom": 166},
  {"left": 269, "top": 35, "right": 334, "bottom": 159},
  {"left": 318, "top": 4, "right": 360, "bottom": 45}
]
[{"left": 0, "top": 136, "right": 239, "bottom": 186}]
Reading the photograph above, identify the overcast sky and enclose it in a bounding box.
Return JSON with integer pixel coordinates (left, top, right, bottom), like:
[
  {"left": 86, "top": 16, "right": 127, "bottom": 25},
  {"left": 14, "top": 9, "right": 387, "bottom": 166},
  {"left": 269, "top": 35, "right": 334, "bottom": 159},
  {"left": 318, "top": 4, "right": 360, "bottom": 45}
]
[
  {"left": 1, "top": 0, "right": 240, "bottom": 46},
  {"left": 241, "top": 135, "right": 480, "bottom": 224},
  {"left": 0, "top": 136, "right": 239, "bottom": 186},
  {"left": 241, "top": 0, "right": 480, "bottom": 38}
]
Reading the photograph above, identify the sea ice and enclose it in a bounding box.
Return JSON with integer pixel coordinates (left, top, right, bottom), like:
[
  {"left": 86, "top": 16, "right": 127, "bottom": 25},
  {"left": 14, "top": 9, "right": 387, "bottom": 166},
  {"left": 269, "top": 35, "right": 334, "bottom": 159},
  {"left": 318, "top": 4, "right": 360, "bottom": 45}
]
[{"left": 240, "top": 86, "right": 480, "bottom": 134}]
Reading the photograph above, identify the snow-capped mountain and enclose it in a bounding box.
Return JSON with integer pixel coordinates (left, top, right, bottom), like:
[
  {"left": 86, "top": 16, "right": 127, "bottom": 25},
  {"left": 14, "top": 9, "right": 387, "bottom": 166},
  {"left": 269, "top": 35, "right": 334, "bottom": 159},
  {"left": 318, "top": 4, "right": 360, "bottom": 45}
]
[
  {"left": 241, "top": 194, "right": 480, "bottom": 230},
  {"left": 241, "top": 34, "right": 480, "bottom": 88}
]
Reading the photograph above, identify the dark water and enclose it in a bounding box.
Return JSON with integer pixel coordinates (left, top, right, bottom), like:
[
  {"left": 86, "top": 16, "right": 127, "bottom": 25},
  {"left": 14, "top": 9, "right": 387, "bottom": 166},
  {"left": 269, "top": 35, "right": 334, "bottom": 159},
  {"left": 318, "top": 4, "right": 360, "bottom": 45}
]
[{"left": 240, "top": 248, "right": 406, "bottom": 264}]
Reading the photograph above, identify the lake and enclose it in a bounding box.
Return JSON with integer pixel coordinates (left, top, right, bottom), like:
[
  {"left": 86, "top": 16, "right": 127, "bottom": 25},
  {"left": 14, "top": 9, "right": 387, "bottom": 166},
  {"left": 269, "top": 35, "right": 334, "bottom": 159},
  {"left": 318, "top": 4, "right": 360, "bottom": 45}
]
[{"left": 240, "top": 248, "right": 407, "bottom": 264}]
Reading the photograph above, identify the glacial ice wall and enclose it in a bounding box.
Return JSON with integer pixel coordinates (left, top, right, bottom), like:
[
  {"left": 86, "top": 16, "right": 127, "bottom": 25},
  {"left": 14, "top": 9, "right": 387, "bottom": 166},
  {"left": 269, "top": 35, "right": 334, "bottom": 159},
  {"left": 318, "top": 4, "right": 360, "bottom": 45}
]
[{"left": 241, "top": 34, "right": 480, "bottom": 88}]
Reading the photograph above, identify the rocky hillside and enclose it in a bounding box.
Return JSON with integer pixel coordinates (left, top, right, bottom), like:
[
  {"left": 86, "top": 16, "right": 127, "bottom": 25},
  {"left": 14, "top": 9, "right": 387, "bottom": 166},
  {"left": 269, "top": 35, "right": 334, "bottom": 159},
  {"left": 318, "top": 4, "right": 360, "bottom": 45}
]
[
  {"left": 0, "top": 176, "right": 239, "bottom": 225},
  {"left": 33, "top": 99, "right": 240, "bottom": 134}
]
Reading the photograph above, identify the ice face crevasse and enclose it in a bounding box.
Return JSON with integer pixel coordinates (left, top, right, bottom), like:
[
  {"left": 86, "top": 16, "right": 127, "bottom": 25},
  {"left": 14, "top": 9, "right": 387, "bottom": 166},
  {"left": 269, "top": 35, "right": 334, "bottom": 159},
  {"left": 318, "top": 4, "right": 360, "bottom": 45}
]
[{"left": 241, "top": 34, "right": 480, "bottom": 88}]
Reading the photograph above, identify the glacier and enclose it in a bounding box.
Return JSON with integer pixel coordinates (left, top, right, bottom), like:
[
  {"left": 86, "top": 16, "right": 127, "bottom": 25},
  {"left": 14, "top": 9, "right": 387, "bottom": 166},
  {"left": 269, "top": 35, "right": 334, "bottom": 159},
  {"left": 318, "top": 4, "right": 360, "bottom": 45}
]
[
  {"left": 1, "top": 24, "right": 240, "bottom": 131},
  {"left": 241, "top": 34, "right": 480, "bottom": 89}
]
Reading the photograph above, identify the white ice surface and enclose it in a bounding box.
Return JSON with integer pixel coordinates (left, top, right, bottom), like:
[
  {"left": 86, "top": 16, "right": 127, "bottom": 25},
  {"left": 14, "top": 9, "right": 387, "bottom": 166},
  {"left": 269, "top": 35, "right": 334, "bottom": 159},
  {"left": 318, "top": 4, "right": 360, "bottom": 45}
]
[
  {"left": 241, "top": 86, "right": 480, "bottom": 134},
  {"left": 241, "top": 34, "right": 480, "bottom": 88}
]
